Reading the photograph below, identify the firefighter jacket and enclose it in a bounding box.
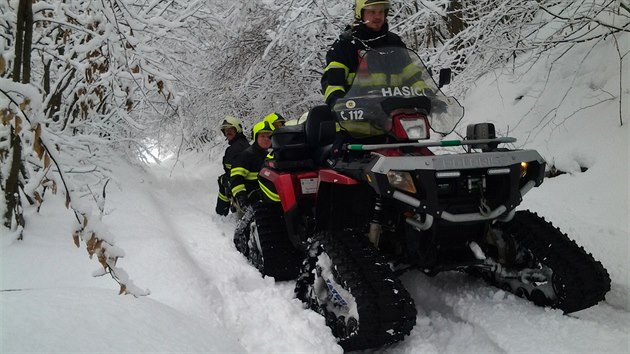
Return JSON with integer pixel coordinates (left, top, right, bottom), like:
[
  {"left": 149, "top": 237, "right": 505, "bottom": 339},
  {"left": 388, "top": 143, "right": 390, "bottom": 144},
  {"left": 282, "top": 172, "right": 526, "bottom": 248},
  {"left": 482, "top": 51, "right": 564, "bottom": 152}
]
[
  {"left": 216, "top": 133, "right": 249, "bottom": 211},
  {"left": 321, "top": 22, "right": 406, "bottom": 105},
  {"left": 229, "top": 142, "right": 268, "bottom": 201},
  {"left": 222, "top": 134, "right": 250, "bottom": 174}
]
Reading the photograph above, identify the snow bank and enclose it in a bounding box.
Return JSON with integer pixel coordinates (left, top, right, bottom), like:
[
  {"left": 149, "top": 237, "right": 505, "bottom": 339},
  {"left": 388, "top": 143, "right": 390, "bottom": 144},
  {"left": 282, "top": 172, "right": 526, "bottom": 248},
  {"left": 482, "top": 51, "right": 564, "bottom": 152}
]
[{"left": 1, "top": 288, "right": 244, "bottom": 353}]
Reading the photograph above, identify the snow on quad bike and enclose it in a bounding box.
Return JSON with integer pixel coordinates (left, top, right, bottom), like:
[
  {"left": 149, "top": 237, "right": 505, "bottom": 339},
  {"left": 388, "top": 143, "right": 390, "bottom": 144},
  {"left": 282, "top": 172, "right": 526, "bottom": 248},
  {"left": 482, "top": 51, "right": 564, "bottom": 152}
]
[{"left": 233, "top": 46, "right": 611, "bottom": 351}]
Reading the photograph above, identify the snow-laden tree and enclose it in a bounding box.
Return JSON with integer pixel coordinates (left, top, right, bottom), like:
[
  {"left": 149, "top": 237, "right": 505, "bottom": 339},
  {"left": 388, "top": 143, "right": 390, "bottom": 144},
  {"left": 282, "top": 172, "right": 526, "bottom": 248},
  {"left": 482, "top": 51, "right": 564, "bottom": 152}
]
[
  {"left": 173, "top": 0, "right": 347, "bottom": 148},
  {"left": 181, "top": 0, "right": 627, "bottom": 140},
  {"left": 0, "top": 0, "right": 209, "bottom": 295},
  {"left": 401, "top": 0, "right": 629, "bottom": 99}
]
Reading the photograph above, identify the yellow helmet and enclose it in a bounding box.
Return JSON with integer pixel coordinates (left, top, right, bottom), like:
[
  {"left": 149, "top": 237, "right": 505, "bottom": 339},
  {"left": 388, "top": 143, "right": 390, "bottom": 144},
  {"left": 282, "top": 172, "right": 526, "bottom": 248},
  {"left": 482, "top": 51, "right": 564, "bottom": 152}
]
[
  {"left": 252, "top": 120, "right": 274, "bottom": 141},
  {"left": 354, "top": 0, "right": 390, "bottom": 20},
  {"left": 220, "top": 115, "right": 243, "bottom": 134},
  {"left": 263, "top": 112, "right": 286, "bottom": 126}
]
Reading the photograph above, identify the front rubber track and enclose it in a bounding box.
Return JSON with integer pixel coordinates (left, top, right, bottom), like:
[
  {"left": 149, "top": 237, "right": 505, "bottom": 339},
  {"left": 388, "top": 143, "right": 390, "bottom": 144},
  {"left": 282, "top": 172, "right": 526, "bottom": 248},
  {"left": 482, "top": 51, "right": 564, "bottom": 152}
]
[
  {"left": 295, "top": 230, "right": 417, "bottom": 351},
  {"left": 500, "top": 210, "right": 611, "bottom": 313}
]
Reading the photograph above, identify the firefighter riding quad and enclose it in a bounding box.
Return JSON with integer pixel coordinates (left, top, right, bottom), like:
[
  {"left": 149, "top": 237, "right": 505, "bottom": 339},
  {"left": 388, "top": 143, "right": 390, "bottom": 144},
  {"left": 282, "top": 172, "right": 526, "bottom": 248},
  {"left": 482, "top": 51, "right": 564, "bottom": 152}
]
[{"left": 234, "top": 47, "right": 611, "bottom": 351}]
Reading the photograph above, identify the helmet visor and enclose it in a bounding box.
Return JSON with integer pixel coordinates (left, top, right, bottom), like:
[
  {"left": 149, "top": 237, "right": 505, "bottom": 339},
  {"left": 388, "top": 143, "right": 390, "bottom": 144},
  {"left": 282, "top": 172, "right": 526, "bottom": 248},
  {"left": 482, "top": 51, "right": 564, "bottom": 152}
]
[
  {"left": 364, "top": 3, "right": 389, "bottom": 11},
  {"left": 220, "top": 122, "right": 233, "bottom": 132},
  {"left": 364, "top": 0, "right": 390, "bottom": 6}
]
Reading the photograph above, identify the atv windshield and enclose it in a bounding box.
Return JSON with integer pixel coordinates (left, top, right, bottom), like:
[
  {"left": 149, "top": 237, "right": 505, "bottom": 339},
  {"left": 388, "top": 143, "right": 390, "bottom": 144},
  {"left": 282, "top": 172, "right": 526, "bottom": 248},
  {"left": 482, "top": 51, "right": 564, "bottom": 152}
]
[{"left": 332, "top": 46, "right": 464, "bottom": 139}]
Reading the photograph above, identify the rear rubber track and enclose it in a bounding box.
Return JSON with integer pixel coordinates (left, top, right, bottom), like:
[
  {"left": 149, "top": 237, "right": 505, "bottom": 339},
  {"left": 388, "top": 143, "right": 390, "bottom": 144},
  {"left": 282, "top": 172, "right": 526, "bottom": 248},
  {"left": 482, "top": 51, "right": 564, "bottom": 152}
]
[{"left": 248, "top": 201, "right": 302, "bottom": 281}]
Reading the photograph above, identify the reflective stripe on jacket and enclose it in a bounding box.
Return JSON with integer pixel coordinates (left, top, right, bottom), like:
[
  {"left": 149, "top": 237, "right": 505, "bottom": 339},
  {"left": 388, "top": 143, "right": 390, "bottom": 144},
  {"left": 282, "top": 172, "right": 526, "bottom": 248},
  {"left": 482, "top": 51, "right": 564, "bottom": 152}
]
[
  {"left": 321, "top": 22, "right": 406, "bottom": 104},
  {"left": 229, "top": 143, "right": 268, "bottom": 198}
]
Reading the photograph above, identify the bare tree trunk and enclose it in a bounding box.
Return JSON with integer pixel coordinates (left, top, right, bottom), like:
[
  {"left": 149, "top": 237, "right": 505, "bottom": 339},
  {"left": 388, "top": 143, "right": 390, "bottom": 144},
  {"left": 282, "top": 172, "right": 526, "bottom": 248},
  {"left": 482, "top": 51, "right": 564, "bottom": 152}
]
[
  {"left": 4, "top": 0, "right": 32, "bottom": 231},
  {"left": 445, "top": 1, "right": 468, "bottom": 73},
  {"left": 21, "top": 0, "right": 33, "bottom": 84},
  {"left": 12, "top": 0, "right": 33, "bottom": 83},
  {"left": 43, "top": 59, "right": 51, "bottom": 96},
  {"left": 446, "top": 1, "right": 465, "bottom": 37},
  {"left": 4, "top": 127, "right": 24, "bottom": 230},
  {"left": 613, "top": 34, "right": 625, "bottom": 126},
  {"left": 11, "top": 0, "right": 25, "bottom": 82}
]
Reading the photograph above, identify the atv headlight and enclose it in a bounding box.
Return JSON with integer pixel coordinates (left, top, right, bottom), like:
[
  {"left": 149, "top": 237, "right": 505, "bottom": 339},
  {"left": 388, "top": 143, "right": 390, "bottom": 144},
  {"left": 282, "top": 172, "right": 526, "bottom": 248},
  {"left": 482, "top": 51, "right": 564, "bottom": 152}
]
[
  {"left": 520, "top": 162, "right": 529, "bottom": 177},
  {"left": 387, "top": 171, "right": 417, "bottom": 194}
]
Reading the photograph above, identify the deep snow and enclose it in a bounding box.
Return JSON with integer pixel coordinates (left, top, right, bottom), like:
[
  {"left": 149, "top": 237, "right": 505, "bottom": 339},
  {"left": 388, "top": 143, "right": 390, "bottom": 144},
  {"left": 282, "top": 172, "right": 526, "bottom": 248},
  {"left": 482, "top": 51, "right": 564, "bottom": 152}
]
[{"left": 2, "top": 34, "right": 629, "bottom": 354}]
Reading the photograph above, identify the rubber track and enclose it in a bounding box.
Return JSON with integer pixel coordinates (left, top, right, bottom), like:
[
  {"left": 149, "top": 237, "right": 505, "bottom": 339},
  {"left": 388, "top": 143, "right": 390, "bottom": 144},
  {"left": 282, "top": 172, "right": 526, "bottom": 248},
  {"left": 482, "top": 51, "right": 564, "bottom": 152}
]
[
  {"left": 248, "top": 201, "right": 302, "bottom": 281},
  {"left": 499, "top": 210, "right": 611, "bottom": 313},
  {"left": 233, "top": 207, "right": 253, "bottom": 257},
  {"left": 296, "top": 230, "right": 417, "bottom": 351}
]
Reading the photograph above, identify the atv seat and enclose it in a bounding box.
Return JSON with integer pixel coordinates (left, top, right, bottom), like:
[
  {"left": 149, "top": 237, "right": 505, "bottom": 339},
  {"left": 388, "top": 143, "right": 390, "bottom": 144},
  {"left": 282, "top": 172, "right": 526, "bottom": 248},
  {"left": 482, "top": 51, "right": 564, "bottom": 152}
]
[
  {"left": 304, "top": 105, "right": 336, "bottom": 165},
  {"left": 271, "top": 124, "right": 310, "bottom": 161},
  {"left": 269, "top": 105, "right": 336, "bottom": 169},
  {"left": 270, "top": 124, "right": 314, "bottom": 170}
]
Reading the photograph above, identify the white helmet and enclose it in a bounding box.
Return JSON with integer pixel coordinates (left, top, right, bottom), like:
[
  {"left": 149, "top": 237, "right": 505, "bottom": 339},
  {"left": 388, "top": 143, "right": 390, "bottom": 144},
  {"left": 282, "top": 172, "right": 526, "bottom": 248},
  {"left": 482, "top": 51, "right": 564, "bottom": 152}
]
[
  {"left": 354, "top": 0, "right": 390, "bottom": 20},
  {"left": 220, "top": 115, "right": 243, "bottom": 134}
]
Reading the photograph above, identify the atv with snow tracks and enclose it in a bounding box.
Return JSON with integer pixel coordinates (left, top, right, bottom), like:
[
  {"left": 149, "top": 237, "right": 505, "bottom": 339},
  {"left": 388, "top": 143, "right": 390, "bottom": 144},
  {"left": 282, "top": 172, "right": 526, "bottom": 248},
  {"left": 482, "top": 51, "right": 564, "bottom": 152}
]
[{"left": 233, "top": 47, "right": 611, "bottom": 351}]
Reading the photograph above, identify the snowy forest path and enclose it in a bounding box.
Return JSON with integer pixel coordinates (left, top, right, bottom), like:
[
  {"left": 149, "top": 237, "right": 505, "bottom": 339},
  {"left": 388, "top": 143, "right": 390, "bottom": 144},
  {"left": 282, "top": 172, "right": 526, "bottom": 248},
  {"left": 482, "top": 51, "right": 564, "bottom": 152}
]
[
  {"left": 135, "top": 157, "right": 343, "bottom": 353},
  {"left": 113, "top": 154, "right": 630, "bottom": 353}
]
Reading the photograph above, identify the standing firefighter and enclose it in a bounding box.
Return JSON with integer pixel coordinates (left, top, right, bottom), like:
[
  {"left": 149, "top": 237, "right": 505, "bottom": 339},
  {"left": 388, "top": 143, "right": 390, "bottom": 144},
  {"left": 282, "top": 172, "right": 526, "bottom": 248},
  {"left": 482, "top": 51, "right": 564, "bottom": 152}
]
[
  {"left": 230, "top": 120, "right": 274, "bottom": 211},
  {"left": 215, "top": 116, "right": 249, "bottom": 216}
]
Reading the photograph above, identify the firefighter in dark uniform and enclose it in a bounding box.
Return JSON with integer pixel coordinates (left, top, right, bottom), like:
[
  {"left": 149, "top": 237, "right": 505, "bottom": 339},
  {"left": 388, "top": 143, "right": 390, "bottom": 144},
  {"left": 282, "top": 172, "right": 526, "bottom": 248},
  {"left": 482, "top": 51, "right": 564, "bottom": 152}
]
[
  {"left": 230, "top": 120, "right": 274, "bottom": 210},
  {"left": 322, "top": 0, "right": 415, "bottom": 107},
  {"left": 321, "top": 0, "right": 434, "bottom": 145},
  {"left": 215, "top": 116, "right": 250, "bottom": 216}
]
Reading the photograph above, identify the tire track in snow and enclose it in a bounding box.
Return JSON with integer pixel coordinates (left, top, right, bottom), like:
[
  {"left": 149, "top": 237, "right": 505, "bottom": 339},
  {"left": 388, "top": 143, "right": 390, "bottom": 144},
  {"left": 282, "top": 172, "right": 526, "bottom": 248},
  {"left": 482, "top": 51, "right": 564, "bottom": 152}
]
[
  {"left": 106, "top": 166, "right": 232, "bottom": 322},
  {"left": 392, "top": 272, "right": 507, "bottom": 354},
  {"left": 144, "top": 161, "right": 342, "bottom": 353},
  {"left": 397, "top": 271, "right": 630, "bottom": 353}
]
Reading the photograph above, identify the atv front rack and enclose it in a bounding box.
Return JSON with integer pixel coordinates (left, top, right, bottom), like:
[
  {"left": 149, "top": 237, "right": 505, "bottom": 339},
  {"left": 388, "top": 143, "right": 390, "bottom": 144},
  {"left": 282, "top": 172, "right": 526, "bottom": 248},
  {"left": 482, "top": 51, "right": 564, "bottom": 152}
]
[
  {"left": 346, "top": 137, "right": 517, "bottom": 151},
  {"left": 332, "top": 147, "right": 545, "bottom": 227}
]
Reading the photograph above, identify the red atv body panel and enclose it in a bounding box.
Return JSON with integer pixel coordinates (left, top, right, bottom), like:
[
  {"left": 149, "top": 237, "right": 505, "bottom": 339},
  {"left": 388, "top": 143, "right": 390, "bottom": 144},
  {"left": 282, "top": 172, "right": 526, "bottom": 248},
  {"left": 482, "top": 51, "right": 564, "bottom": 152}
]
[{"left": 260, "top": 167, "right": 359, "bottom": 213}]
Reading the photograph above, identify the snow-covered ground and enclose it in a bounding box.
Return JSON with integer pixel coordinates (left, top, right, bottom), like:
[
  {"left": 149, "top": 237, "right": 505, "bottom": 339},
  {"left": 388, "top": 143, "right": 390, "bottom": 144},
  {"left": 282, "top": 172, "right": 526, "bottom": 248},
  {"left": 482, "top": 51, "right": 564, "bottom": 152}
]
[{"left": 2, "top": 36, "right": 629, "bottom": 353}]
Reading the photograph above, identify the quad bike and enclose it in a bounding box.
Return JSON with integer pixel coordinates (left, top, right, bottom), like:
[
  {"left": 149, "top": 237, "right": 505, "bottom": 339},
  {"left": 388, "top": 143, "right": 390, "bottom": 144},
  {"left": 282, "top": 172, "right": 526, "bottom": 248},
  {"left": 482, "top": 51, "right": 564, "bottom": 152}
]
[{"left": 233, "top": 47, "right": 611, "bottom": 351}]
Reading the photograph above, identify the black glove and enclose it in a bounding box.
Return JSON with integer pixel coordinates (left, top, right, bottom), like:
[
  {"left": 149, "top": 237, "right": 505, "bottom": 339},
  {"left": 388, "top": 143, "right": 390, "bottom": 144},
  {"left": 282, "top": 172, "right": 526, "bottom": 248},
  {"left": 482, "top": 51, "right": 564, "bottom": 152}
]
[
  {"left": 218, "top": 174, "right": 230, "bottom": 193},
  {"left": 326, "top": 91, "right": 344, "bottom": 109},
  {"left": 215, "top": 199, "right": 230, "bottom": 216},
  {"left": 234, "top": 193, "right": 248, "bottom": 209}
]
